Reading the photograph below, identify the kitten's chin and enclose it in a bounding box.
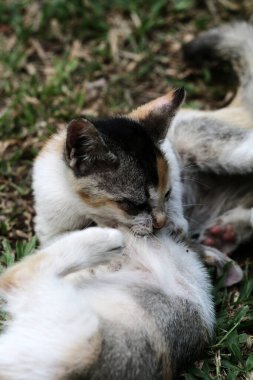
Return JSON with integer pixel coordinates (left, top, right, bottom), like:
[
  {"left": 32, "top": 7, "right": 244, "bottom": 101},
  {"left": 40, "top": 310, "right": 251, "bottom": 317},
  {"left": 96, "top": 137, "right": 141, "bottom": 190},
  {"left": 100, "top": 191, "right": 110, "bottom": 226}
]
[
  {"left": 128, "top": 225, "right": 153, "bottom": 236},
  {"left": 93, "top": 218, "right": 153, "bottom": 236}
]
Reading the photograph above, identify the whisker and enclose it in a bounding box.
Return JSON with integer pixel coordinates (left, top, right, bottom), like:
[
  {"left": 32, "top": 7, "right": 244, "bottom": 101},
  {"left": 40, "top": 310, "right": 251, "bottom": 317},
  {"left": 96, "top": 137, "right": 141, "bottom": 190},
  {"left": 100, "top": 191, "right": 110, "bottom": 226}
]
[
  {"left": 185, "top": 215, "right": 199, "bottom": 224},
  {"left": 182, "top": 203, "right": 207, "bottom": 207},
  {"left": 182, "top": 163, "right": 198, "bottom": 170},
  {"left": 182, "top": 176, "right": 210, "bottom": 188},
  {"left": 181, "top": 174, "right": 201, "bottom": 181},
  {"left": 150, "top": 232, "right": 163, "bottom": 245}
]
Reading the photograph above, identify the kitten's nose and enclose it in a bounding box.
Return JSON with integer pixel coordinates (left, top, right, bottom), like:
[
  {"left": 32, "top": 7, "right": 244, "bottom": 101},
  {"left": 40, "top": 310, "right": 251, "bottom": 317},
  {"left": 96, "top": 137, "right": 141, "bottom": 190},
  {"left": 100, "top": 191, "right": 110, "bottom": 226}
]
[{"left": 152, "top": 212, "right": 167, "bottom": 229}]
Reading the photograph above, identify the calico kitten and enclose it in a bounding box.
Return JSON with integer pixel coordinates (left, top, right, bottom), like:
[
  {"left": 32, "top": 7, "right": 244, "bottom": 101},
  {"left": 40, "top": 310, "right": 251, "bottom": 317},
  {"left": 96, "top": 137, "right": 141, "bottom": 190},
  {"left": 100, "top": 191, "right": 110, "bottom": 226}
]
[
  {"left": 0, "top": 227, "right": 214, "bottom": 380},
  {"left": 33, "top": 88, "right": 188, "bottom": 246},
  {"left": 168, "top": 22, "right": 253, "bottom": 254},
  {"left": 0, "top": 87, "right": 217, "bottom": 379}
]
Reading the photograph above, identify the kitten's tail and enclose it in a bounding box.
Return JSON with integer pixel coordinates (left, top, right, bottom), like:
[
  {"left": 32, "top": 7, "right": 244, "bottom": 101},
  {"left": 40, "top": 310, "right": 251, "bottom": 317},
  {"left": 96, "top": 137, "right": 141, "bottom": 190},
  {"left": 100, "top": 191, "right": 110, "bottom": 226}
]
[{"left": 183, "top": 21, "right": 253, "bottom": 109}]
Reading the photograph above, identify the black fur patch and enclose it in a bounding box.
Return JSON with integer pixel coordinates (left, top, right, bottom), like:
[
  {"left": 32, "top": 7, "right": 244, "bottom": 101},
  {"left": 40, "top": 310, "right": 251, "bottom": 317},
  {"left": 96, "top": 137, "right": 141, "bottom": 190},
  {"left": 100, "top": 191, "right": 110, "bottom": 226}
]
[
  {"left": 183, "top": 32, "right": 221, "bottom": 64},
  {"left": 93, "top": 116, "right": 160, "bottom": 187}
]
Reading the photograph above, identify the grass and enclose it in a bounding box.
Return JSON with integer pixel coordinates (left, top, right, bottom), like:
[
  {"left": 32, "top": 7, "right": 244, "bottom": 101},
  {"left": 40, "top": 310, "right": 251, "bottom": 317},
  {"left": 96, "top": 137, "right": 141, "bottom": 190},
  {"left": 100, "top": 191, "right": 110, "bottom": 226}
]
[{"left": 0, "top": 0, "right": 252, "bottom": 378}]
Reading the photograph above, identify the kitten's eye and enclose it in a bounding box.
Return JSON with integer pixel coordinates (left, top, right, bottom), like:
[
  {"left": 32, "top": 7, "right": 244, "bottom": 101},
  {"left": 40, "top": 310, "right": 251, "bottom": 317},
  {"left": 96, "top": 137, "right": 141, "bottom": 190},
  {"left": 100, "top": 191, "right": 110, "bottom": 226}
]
[
  {"left": 165, "top": 189, "right": 171, "bottom": 200},
  {"left": 116, "top": 199, "right": 149, "bottom": 215}
]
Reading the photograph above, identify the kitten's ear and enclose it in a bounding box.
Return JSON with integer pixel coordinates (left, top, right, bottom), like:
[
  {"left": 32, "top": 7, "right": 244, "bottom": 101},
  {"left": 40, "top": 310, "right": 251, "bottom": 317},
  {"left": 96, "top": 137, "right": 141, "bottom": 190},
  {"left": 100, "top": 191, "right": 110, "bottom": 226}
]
[
  {"left": 128, "top": 88, "right": 185, "bottom": 142},
  {"left": 65, "top": 118, "right": 118, "bottom": 175}
]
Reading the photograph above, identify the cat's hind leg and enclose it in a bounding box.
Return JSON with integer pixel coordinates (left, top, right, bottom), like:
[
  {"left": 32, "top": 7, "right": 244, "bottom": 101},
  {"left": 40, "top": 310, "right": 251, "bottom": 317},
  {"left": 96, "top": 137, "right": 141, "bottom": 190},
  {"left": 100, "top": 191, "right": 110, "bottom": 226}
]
[
  {"left": 170, "top": 22, "right": 253, "bottom": 175},
  {"left": 200, "top": 207, "right": 253, "bottom": 254},
  {"left": 170, "top": 115, "right": 253, "bottom": 174}
]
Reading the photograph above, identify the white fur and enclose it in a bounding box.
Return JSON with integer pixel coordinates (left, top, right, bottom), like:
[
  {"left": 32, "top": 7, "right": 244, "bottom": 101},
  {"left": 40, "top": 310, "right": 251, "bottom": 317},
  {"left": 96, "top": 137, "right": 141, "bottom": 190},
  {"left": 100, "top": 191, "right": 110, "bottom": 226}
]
[
  {"left": 161, "top": 138, "right": 188, "bottom": 234},
  {"left": 33, "top": 132, "right": 92, "bottom": 246},
  {"left": 0, "top": 227, "right": 214, "bottom": 380},
  {"left": 169, "top": 110, "right": 201, "bottom": 139},
  {"left": 225, "top": 132, "right": 253, "bottom": 171}
]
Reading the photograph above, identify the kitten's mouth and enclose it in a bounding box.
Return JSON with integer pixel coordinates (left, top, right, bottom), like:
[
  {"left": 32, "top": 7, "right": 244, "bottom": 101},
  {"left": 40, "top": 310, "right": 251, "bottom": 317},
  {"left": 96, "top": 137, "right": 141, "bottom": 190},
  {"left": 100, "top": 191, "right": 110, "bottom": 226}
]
[
  {"left": 133, "top": 230, "right": 153, "bottom": 236},
  {"left": 107, "top": 221, "right": 119, "bottom": 228},
  {"left": 128, "top": 225, "right": 153, "bottom": 236},
  {"left": 107, "top": 221, "right": 153, "bottom": 236},
  {"left": 95, "top": 218, "right": 153, "bottom": 236}
]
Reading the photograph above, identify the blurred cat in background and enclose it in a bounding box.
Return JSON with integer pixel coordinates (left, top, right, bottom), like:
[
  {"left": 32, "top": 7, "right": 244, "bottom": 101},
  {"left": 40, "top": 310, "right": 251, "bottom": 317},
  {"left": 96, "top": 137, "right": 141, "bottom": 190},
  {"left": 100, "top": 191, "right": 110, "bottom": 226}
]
[{"left": 169, "top": 22, "right": 253, "bottom": 255}]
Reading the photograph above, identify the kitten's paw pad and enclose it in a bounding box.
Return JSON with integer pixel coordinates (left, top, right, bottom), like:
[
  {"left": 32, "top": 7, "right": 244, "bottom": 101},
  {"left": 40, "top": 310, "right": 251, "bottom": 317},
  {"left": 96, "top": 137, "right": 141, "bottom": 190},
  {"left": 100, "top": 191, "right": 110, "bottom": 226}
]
[
  {"left": 201, "top": 222, "right": 237, "bottom": 253},
  {"left": 208, "top": 224, "right": 236, "bottom": 242},
  {"left": 201, "top": 208, "right": 253, "bottom": 254}
]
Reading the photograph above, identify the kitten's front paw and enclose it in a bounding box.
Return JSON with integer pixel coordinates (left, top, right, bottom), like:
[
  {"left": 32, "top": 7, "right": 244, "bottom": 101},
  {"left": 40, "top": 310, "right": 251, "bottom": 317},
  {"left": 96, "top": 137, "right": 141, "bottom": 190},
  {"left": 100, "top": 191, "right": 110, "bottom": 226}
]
[
  {"left": 83, "top": 227, "right": 125, "bottom": 254},
  {"left": 103, "top": 228, "right": 125, "bottom": 252},
  {"left": 165, "top": 215, "right": 188, "bottom": 239}
]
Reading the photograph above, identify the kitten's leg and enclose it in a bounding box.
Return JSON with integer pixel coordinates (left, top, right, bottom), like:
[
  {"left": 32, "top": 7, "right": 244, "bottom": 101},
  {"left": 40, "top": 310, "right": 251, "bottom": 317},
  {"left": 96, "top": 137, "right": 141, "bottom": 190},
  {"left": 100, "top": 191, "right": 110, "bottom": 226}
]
[
  {"left": 200, "top": 207, "right": 253, "bottom": 254},
  {"left": 201, "top": 246, "right": 243, "bottom": 287},
  {"left": 0, "top": 227, "right": 124, "bottom": 294},
  {"left": 187, "top": 241, "right": 243, "bottom": 286},
  {"left": 44, "top": 227, "right": 124, "bottom": 276},
  {"left": 161, "top": 139, "right": 189, "bottom": 236},
  {"left": 169, "top": 114, "right": 253, "bottom": 175}
]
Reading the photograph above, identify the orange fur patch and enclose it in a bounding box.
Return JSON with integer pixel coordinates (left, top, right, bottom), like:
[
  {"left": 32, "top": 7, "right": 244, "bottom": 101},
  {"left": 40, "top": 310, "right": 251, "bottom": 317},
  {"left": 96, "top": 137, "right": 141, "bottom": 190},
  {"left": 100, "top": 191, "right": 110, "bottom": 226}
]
[
  {"left": 37, "top": 130, "right": 66, "bottom": 159},
  {"left": 0, "top": 267, "right": 20, "bottom": 292},
  {"left": 78, "top": 192, "right": 128, "bottom": 221},
  {"left": 128, "top": 92, "right": 174, "bottom": 122},
  {"left": 0, "top": 254, "right": 44, "bottom": 292},
  {"left": 156, "top": 155, "right": 169, "bottom": 195},
  {"left": 78, "top": 192, "right": 118, "bottom": 209},
  {"left": 0, "top": 269, "right": 18, "bottom": 292}
]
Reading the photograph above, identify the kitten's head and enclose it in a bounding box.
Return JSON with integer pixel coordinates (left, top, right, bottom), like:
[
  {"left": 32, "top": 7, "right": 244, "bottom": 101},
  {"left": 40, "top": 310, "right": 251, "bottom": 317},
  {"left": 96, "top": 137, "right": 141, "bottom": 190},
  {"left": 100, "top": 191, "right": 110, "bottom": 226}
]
[{"left": 64, "top": 88, "right": 185, "bottom": 235}]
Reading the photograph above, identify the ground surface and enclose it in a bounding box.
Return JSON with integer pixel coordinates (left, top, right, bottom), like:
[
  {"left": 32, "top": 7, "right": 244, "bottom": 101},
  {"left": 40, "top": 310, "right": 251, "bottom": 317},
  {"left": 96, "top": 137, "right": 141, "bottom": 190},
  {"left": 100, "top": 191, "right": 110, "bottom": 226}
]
[{"left": 0, "top": 1, "right": 253, "bottom": 379}]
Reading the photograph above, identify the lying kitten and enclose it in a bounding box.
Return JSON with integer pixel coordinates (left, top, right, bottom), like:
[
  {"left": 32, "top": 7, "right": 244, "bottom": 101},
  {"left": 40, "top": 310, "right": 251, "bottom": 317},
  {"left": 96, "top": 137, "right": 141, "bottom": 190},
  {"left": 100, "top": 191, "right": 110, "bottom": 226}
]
[
  {"left": 168, "top": 22, "right": 253, "bottom": 254},
  {"left": 0, "top": 227, "right": 214, "bottom": 380}
]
